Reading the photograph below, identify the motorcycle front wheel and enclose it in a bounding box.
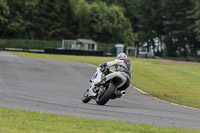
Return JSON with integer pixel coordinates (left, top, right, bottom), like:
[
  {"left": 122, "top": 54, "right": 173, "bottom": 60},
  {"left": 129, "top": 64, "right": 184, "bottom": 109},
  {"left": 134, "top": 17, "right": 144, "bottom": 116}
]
[{"left": 82, "top": 89, "right": 91, "bottom": 103}]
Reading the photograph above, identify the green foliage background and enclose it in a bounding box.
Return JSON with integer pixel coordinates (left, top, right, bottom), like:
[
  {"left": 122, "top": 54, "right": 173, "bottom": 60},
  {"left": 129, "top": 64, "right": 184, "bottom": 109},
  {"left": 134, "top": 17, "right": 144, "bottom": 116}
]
[{"left": 0, "top": 0, "right": 200, "bottom": 57}]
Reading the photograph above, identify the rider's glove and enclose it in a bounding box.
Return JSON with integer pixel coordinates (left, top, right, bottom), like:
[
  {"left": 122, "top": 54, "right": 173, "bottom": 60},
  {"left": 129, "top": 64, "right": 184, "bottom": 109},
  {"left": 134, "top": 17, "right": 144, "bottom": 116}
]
[
  {"left": 99, "top": 63, "right": 107, "bottom": 72},
  {"left": 99, "top": 63, "right": 107, "bottom": 68}
]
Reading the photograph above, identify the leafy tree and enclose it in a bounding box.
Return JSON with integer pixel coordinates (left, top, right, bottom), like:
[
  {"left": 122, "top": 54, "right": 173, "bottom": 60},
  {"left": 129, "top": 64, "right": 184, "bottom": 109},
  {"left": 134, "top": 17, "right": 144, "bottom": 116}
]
[
  {"left": 2, "top": 0, "right": 199, "bottom": 57},
  {"left": 57, "top": 0, "right": 77, "bottom": 39},
  {"left": 5, "top": 0, "right": 27, "bottom": 38},
  {"left": 33, "top": 0, "right": 63, "bottom": 40},
  {"left": 101, "top": 0, "right": 164, "bottom": 55},
  {"left": 89, "top": 1, "right": 134, "bottom": 44},
  {"left": 194, "top": 0, "right": 200, "bottom": 42},
  {"left": 134, "top": 0, "right": 164, "bottom": 54},
  {"left": 33, "top": 0, "right": 78, "bottom": 40},
  {"left": 102, "top": 0, "right": 199, "bottom": 57},
  {"left": 192, "top": 0, "right": 200, "bottom": 57},
  {"left": 72, "top": 0, "right": 90, "bottom": 38},
  {"left": 101, "top": 0, "right": 139, "bottom": 32},
  {"left": 22, "top": 1, "right": 37, "bottom": 39},
  {"left": 0, "top": 0, "right": 9, "bottom": 37},
  {"left": 162, "top": 0, "right": 196, "bottom": 57}
]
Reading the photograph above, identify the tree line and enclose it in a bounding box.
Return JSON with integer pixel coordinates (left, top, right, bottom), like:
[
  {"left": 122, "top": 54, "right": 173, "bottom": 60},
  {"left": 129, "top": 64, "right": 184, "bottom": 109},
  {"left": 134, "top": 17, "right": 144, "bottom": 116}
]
[
  {"left": 0, "top": 0, "right": 134, "bottom": 43},
  {"left": 0, "top": 0, "right": 200, "bottom": 57}
]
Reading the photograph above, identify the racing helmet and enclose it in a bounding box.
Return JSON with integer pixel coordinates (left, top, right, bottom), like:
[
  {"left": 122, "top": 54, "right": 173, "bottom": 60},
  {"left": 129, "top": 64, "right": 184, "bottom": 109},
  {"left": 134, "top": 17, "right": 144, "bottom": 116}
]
[{"left": 117, "top": 53, "right": 127, "bottom": 60}]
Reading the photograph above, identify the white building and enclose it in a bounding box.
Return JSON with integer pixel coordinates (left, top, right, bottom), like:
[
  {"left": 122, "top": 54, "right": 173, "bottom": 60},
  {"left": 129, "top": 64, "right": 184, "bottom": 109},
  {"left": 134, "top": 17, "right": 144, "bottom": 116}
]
[
  {"left": 75, "top": 39, "right": 97, "bottom": 51},
  {"left": 62, "top": 39, "right": 97, "bottom": 51}
]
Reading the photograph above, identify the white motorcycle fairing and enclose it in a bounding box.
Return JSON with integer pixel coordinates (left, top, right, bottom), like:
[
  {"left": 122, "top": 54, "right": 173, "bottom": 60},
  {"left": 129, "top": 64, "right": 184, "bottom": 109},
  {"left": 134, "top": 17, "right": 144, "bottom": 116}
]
[
  {"left": 105, "top": 72, "right": 128, "bottom": 88},
  {"left": 88, "top": 67, "right": 128, "bottom": 97},
  {"left": 88, "top": 67, "right": 103, "bottom": 96}
]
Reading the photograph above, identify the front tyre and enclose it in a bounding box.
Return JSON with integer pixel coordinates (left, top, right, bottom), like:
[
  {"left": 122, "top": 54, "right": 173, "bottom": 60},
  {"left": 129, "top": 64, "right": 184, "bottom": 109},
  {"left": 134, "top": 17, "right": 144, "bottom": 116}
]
[
  {"left": 96, "top": 83, "right": 116, "bottom": 105},
  {"left": 82, "top": 89, "right": 91, "bottom": 103}
]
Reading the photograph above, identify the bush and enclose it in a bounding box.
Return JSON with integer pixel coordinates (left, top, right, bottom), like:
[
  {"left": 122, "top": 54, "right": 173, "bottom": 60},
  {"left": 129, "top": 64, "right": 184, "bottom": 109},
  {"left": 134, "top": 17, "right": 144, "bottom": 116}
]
[
  {"left": 0, "top": 39, "right": 61, "bottom": 50},
  {"left": 97, "top": 42, "right": 115, "bottom": 55}
]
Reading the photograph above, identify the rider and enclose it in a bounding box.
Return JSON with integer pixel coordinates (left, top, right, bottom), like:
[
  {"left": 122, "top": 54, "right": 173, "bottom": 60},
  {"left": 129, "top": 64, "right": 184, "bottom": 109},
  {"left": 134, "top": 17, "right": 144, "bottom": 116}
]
[{"left": 95, "top": 53, "right": 132, "bottom": 98}]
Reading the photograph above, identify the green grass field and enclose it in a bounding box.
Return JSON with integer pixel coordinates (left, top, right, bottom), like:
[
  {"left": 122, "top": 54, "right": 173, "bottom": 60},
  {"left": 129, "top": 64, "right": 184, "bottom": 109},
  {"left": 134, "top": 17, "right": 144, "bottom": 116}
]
[
  {"left": 10, "top": 52, "right": 200, "bottom": 109},
  {"left": 0, "top": 107, "right": 200, "bottom": 133}
]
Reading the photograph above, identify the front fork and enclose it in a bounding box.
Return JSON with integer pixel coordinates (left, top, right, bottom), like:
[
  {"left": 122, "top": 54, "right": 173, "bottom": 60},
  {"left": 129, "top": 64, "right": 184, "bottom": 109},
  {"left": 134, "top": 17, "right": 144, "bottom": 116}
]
[{"left": 89, "top": 68, "right": 108, "bottom": 97}]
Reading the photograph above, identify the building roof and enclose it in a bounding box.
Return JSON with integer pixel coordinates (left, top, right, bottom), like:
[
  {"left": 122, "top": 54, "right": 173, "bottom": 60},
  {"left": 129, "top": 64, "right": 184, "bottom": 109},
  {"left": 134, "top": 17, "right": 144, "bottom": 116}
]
[
  {"left": 76, "top": 39, "right": 97, "bottom": 44},
  {"left": 115, "top": 44, "right": 124, "bottom": 47}
]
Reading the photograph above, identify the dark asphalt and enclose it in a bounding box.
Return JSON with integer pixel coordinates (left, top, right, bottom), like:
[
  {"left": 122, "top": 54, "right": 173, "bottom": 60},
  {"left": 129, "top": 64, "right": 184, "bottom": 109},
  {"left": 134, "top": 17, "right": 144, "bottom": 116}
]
[{"left": 0, "top": 52, "right": 200, "bottom": 129}]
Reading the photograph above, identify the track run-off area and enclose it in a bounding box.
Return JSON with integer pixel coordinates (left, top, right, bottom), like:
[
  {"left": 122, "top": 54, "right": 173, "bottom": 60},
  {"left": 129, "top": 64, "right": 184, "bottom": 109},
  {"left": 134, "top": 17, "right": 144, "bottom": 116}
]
[{"left": 0, "top": 52, "right": 200, "bottom": 129}]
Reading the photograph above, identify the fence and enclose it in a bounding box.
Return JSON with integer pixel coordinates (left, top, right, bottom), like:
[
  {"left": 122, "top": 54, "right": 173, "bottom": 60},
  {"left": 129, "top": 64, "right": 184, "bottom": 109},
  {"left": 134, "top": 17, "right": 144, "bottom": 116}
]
[{"left": 45, "top": 49, "right": 104, "bottom": 56}]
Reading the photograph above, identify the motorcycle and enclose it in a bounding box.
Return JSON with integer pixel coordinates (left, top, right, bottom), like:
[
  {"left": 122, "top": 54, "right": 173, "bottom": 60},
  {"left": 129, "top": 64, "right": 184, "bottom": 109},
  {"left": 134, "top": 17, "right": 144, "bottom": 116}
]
[{"left": 82, "top": 66, "right": 129, "bottom": 105}]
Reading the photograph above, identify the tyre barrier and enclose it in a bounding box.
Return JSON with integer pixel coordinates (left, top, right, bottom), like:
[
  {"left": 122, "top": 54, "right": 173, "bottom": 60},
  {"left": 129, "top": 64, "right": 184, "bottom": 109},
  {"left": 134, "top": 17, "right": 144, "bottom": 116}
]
[{"left": 44, "top": 49, "right": 104, "bottom": 56}]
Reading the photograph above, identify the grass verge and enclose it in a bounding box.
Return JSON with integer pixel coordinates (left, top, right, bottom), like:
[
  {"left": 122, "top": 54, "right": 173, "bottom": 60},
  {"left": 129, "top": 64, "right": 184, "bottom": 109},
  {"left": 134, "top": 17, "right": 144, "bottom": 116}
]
[
  {"left": 9, "top": 52, "right": 200, "bottom": 109},
  {"left": 0, "top": 107, "right": 200, "bottom": 133}
]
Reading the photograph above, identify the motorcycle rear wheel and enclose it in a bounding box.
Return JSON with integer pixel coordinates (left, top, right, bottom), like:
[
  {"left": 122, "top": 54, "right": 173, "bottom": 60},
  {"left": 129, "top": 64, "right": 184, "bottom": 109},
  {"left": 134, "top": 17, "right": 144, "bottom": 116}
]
[
  {"left": 82, "top": 89, "right": 91, "bottom": 103},
  {"left": 96, "top": 83, "right": 116, "bottom": 105}
]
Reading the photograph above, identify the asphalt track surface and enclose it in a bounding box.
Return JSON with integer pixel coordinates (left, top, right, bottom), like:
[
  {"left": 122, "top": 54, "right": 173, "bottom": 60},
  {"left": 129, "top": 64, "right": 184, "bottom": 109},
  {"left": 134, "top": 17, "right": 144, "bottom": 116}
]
[{"left": 0, "top": 52, "right": 200, "bottom": 129}]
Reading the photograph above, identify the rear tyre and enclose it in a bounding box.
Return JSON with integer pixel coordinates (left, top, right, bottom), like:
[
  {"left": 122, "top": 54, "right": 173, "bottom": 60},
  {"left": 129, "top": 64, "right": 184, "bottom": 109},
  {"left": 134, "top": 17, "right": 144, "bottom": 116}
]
[
  {"left": 82, "top": 89, "right": 91, "bottom": 103},
  {"left": 96, "top": 83, "right": 116, "bottom": 105}
]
